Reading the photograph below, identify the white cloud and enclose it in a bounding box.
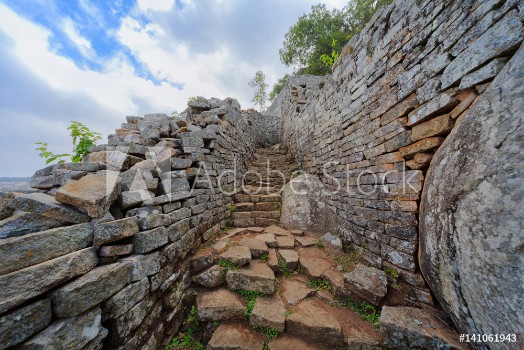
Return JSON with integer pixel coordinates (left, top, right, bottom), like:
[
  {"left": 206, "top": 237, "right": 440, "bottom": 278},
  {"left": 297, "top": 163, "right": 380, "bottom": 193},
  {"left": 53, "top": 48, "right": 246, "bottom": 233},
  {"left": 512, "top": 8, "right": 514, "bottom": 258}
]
[
  {"left": 137, "top": 0, "right": 175, "bottom": 12},
  {"left": 62, "top": 18, "right": 95, "bottom": 59}
]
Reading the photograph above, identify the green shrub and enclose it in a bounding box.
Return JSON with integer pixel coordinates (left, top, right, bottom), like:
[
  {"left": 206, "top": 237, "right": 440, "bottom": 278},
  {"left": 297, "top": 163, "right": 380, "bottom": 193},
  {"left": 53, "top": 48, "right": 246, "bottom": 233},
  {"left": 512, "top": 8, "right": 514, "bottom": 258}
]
[{"left": 35, "top": 121, "right": 101, "bottom": 165}]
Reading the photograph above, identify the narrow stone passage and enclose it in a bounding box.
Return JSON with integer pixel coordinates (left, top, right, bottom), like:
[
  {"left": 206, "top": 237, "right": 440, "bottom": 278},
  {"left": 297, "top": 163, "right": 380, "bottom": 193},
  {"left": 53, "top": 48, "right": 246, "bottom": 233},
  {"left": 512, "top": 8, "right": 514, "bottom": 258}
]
[{"left": 171, "top": 146, "right": 466, "bottom": 349}]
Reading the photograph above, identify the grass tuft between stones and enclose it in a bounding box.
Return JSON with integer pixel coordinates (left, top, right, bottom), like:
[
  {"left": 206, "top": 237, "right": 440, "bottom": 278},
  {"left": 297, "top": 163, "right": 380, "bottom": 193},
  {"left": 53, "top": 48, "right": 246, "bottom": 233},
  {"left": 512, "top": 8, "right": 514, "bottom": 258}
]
[{"left": 334, "top": 297, "right": 380, "bottom": 329}]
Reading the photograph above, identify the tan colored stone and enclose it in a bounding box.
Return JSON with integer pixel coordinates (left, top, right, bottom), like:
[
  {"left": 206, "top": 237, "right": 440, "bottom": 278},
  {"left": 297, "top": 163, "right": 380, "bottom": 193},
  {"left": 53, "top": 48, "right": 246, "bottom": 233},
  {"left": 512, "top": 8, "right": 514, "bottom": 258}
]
[
  {"left": 264, "top": 224, "right": 291, "bottom": 236},
  {"left": 287, "top": 299, "right": 344, "bottom": 346},
  {"left": 410, "top": 114, "right": 453, "bottom": 142},
  {"left": 299, "top": 257, "right": 332, "bottom": 278},
  {"left": 255, "top": 233, "right": 278, "bottom": 247},
  {"left": 295, "top": 235, "right": 318, "bottom": 247},
  {"left": 280, "top": 279, "right": 316, "bottom": 305},
  {"left": 196, "top": 289, "right": 244, "bottom": 321},
  {"left": 276, "top": 235, "right": 294, "bottom": 248},
  {"left": 269, "top": 336, "right": 321, "bottom": 350},
  {"left": 238, "top": 237, "right": 268, "bottom": 258},
  {"left": 55, "top": 172, "right": 120, "bottom": 218},
  {"left": 277, "top": 249, "right": 299, "bottom": 270},
  {"left": 249, "top": 294, "right": 286, "bottom": 332},
  {"left": 207, "top": 322, "right": 264, "bottom": 350},
  {"left": 399, "top": 137, "right": 444, "bottom": 158},
  {"left": 219, "top": 245, "right": 251, "bottom": 267},
  {"left": 226, "top": 262, "right": 275, "bottom": 294}
]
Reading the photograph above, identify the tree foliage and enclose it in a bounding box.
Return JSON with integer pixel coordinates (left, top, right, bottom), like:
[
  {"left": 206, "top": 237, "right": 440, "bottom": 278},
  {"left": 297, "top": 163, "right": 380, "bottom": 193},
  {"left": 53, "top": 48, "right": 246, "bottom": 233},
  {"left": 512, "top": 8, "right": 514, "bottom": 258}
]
[
  {"left": 269, "top": 74, "right": 290, "bottom": 101},
  {"left": 248, "top": 70, "right": 268, "bottom": 112},
  {"left": 280, "top": 0, "right": 393, "bottom": 75},
  {"left": 36, "top": 121, "right": 102, "bottom": 164}
]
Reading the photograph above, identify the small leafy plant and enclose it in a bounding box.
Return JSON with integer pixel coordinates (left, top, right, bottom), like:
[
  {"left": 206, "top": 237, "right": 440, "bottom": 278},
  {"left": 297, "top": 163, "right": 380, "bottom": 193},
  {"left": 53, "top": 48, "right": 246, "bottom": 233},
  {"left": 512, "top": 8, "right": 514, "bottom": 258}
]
[
  {"left": 320, "top": 38, "right": 340, "bottom": 68},
  {"left": 164, "top": 328, "right": 203, "bottom": 350},
  {"left": 278, "top": 260, "right": 291, "bottom": 277},
  {"left": 218, "top": 259, "right": 239, "bottom": 271},
  {"left": 335, "top": 297, "right": 380, "bottom": 329},
  {"left": 315, "top": 240, "right": 325, "bottom": 249},
  {"left": 35, "top": 121, "right": 102, "bottom": 164},
  {"left": 259, "top": 253, "right": 269, "bottom": 263},
  {"left": 308, "top": 278, "right": 332, "bottom": 291}
]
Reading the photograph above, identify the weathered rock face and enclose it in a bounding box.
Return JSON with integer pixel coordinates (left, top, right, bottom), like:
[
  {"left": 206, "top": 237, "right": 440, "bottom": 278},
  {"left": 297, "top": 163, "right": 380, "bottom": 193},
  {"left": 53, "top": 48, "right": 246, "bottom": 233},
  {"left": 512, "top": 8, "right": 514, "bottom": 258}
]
[
  {"left": 419, "top": 43, "right": 524, "bottom": 339},
  {"left": 280, "top": 174, "right": 338, "bottom": 234}
]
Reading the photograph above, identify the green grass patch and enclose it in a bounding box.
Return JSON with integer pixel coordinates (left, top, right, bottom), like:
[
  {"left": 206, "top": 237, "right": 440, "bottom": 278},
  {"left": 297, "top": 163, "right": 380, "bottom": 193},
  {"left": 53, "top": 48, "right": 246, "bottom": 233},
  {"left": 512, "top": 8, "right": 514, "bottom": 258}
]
[
  {"left": 164, "top": 328, "right": 203, "bottom": 350},
  {"left": 278, "top": 259, "right": 292, "bottom": 277},
  {"left": 259, "top": 253, "right": 269, "bottom": 263},
  {"left": 233, "top": 290, "right": 264, "bottom": 321},
  {"left": 308, "top": 278, "right": 332, "bottom": 292},
  {"left": 218, "top": 259, "right": 239, "bottom": 271},
  {"left": 334, "top": 297, "right": 380, "bottom": 329},
  {"left": 384, "top": 267, "right": 399, "bottom": 279},
  {"left": 164, "top": 305, "right": 202, "bottom": 350},
  {"left": 315, "top": 240, "right": 325, "bottom": 249},
  {"left": 334, "top": 251, "right": 362, "bottom": 272}
]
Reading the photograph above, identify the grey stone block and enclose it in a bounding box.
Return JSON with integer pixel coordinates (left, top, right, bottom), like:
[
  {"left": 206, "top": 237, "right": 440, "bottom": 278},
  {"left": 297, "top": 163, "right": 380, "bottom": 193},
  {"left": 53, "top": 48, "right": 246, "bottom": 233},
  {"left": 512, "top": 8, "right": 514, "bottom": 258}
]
[
  {"left": 0, "top": 222, "right": 93, "bottom": 275},
  {"left": 0, "top": 248, "right": 97, "bottom": 314}
]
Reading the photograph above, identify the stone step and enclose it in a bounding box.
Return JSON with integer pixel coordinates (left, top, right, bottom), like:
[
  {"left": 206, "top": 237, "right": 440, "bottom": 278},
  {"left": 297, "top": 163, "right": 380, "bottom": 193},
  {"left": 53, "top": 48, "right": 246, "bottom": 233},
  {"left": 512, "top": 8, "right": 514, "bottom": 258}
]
[
  {"left": 234, "top": 193, "right": 281, "bottom": 203},
  {"left": 235, "top": 202, "right": 280, "bottom": 212},
  {"left": 238, "top": 237, "right": 269, "bottom": 258},
  {"left": 225, "top": 262, "right": 276, "bottom": 294},
  {"left": 232, "top": 217, "right": 278, "bottom": 228},
  {"left": 196, "top": 289, "right": 245, "bottom": 322},
  {"left": 218, "top": 246, "right": 251, "bottom": 267},
  {"left": 207, "top": 322, "right": 264, "bottom": 350},
  {"left": 286, "top": 299, "right": 345, "bottom": 347},
  {"left": 343, "top": 263, "right": 388, "bottom": 306},
  {"left": 269, "top": 336, "right": 323, "bottom": 350},
  {"left": 318, "top": 301, "right": 383, "bottom": 349},
  {"left": 380, "top": 306, "right": 467, "bottom": 350},
  {"left": 249, "top": 294, "right": 286, "bottom": 332}
]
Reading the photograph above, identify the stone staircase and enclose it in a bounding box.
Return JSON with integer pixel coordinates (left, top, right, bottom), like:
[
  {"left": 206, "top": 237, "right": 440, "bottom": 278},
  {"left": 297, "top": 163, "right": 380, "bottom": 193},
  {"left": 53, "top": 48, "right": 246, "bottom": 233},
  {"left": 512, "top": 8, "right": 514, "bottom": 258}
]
[
  {"left": 185, "top": 225, "right": 383, "bottom": 350},
  {"left": 171, "top": 224, "right": 466, "bottom": 350},
  {"left": 230, "top": 145, "right": 298, "bottom": 228},
  {"left": 163, "top": 145, "right": 466, "bottom": 350}
]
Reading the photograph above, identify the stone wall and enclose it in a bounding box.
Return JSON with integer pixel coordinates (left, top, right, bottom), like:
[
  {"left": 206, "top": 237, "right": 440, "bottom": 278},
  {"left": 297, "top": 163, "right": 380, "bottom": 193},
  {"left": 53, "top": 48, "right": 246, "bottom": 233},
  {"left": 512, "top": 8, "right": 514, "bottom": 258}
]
[
  {"left": 0, "top": 97, "right": 259, "bottom": 349},
  {"left": 278, "top": 0, "right": 524, "bottom": 340}
]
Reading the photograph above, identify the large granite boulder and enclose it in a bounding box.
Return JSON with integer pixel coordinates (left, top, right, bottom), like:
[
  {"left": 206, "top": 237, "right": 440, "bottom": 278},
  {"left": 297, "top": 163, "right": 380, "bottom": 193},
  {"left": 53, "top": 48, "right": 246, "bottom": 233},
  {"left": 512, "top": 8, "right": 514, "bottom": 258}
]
[
  {"left": 279, "top": 174, "right": 338, "bottom": 234},
  {"left": 419, "top": 44, "right": 524, "bottom": 339}
]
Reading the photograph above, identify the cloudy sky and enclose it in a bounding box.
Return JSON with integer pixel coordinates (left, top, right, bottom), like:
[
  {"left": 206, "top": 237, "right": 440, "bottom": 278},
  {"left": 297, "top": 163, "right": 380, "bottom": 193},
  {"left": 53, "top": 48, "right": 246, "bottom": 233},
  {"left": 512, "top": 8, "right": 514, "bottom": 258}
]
[{"left": 0, "top": 0, "right": 345, "bottom": 177}]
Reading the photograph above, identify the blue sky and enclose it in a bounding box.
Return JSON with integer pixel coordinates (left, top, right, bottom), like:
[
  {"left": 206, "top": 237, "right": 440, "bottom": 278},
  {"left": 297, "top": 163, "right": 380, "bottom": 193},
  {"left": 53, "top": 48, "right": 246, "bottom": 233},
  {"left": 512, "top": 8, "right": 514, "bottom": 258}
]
[{"left": 0, "top": 0, "right": 345, "bottom": 176}]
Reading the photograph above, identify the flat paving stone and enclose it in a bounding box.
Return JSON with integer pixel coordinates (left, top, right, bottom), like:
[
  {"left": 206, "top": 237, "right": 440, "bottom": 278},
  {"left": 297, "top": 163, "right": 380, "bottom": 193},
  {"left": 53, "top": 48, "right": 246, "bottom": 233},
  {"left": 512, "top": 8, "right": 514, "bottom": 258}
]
[
  {"left": 276, "top": 235, "right": 295, "bottom": 249},
  {"left": 249, "top": 294, "right": 286, "bottom": 332},
  {"left": 238, "top": 237, "right": 268, "bottom": 258},
  {"left": 264, "top": 225, "right": 292, "bottom": 236},
  {"left": 207, "top": 322, "right": 265, "bottom": 350},
  {"left": 226, "top": 262, "right": 275, "bottom": 294},
  {"left": 219, "top": 245, "right": 251, "bottom": 267},
  {"left": 280, "top": 279, "right": 316, "bottom": 305},
  {"left": 196, "top": 289, "right": 244, "bottom": 321}
]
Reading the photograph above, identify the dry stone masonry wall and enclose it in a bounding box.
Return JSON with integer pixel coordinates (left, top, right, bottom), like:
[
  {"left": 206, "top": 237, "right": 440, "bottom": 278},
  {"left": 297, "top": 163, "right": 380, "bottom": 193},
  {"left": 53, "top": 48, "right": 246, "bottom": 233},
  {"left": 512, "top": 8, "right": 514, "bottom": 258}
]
[
  {"left": 277, "top": 0, "right": 524, "bottom": 345},
  {"left": 0, "top": 97, "right": 263, "bottom": 349}
]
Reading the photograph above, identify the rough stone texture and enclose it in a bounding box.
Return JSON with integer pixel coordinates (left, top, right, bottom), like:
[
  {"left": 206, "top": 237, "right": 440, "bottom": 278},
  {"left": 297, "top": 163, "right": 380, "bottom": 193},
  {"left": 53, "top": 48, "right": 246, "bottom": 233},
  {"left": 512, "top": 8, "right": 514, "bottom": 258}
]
[
  {"left": 280, "top": 174, "right": 338, "bottom": 234},
  {"left": 420, "top": 41, "right": 524, "bottom": 340},
  {"left": 0, "top": 299, "right": 51, "bottom": 349},
  {"left": 277, "top": 249, "right": 299, "bottom": 270},
  {"left": 192, "top": 265, "right": 226, "bottom": 288},
  {"left": 132, "top": 226, "right": 168, "bottom": 253},
  {"left": 344, "top": 264, "right": 388, "bottom": 306},
  {"left": 0, "top": 248, "right": 97, "bottom": 314},
  {"left": 18, "top": 307, "right": 104, "bottom": 350},
  {"left": 225, "top": 262, "right": 275, "bottom": 294},
  {"left": 238, "top": 237, "right": 268, "bottom": 258},
  {"left": 55, "top": 172, "right": 120, "bottom": 218},
  {"left": 0, "top": 222, "right": 93, "bottom": 275},
  {"left": 0, "top": 211, "right": 63, "bottom": 239},
  {"left": 207, "top": 322, "right": 265, "bottom": 350},
  {"left": 196, "top": 289, "right": 244, "bottom": 321},
  {"left": 249, "top": 294, "right": 286, "bottom": 332},
  {"left": 280, "top": 279, "right": 316, "bottom": 305},
  {"left": 191, "top": 247, "right": 215, "bottom": 272},
  {"left": 269, "top": 336, "right": 322, "bottom": 350},
  {"left": 7, "top": 192, "right": 90, "bottom": 224},
  {"left": 286, "top": 299, "right": 344, "bottom": 346},
  {"left": 299, "top": 256, "right": 332, "bottom": 278},
  {"left": 50, "top": 262, "right": 131, "bottom": 317},
  {"left": 94, "top": 217, "right": 139, "bottom": 246},
  {"left": 102, "top": 278, "right": 149, "bottom": 321},
  {"left": 121, "top": 252, "right": 160, "bottom": 282},
  {"left": 219, "top": 245, "right": 251, "bottom": 267},
  {"left": 380, "top": 307, "right": 466, "bottom": 350}
]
